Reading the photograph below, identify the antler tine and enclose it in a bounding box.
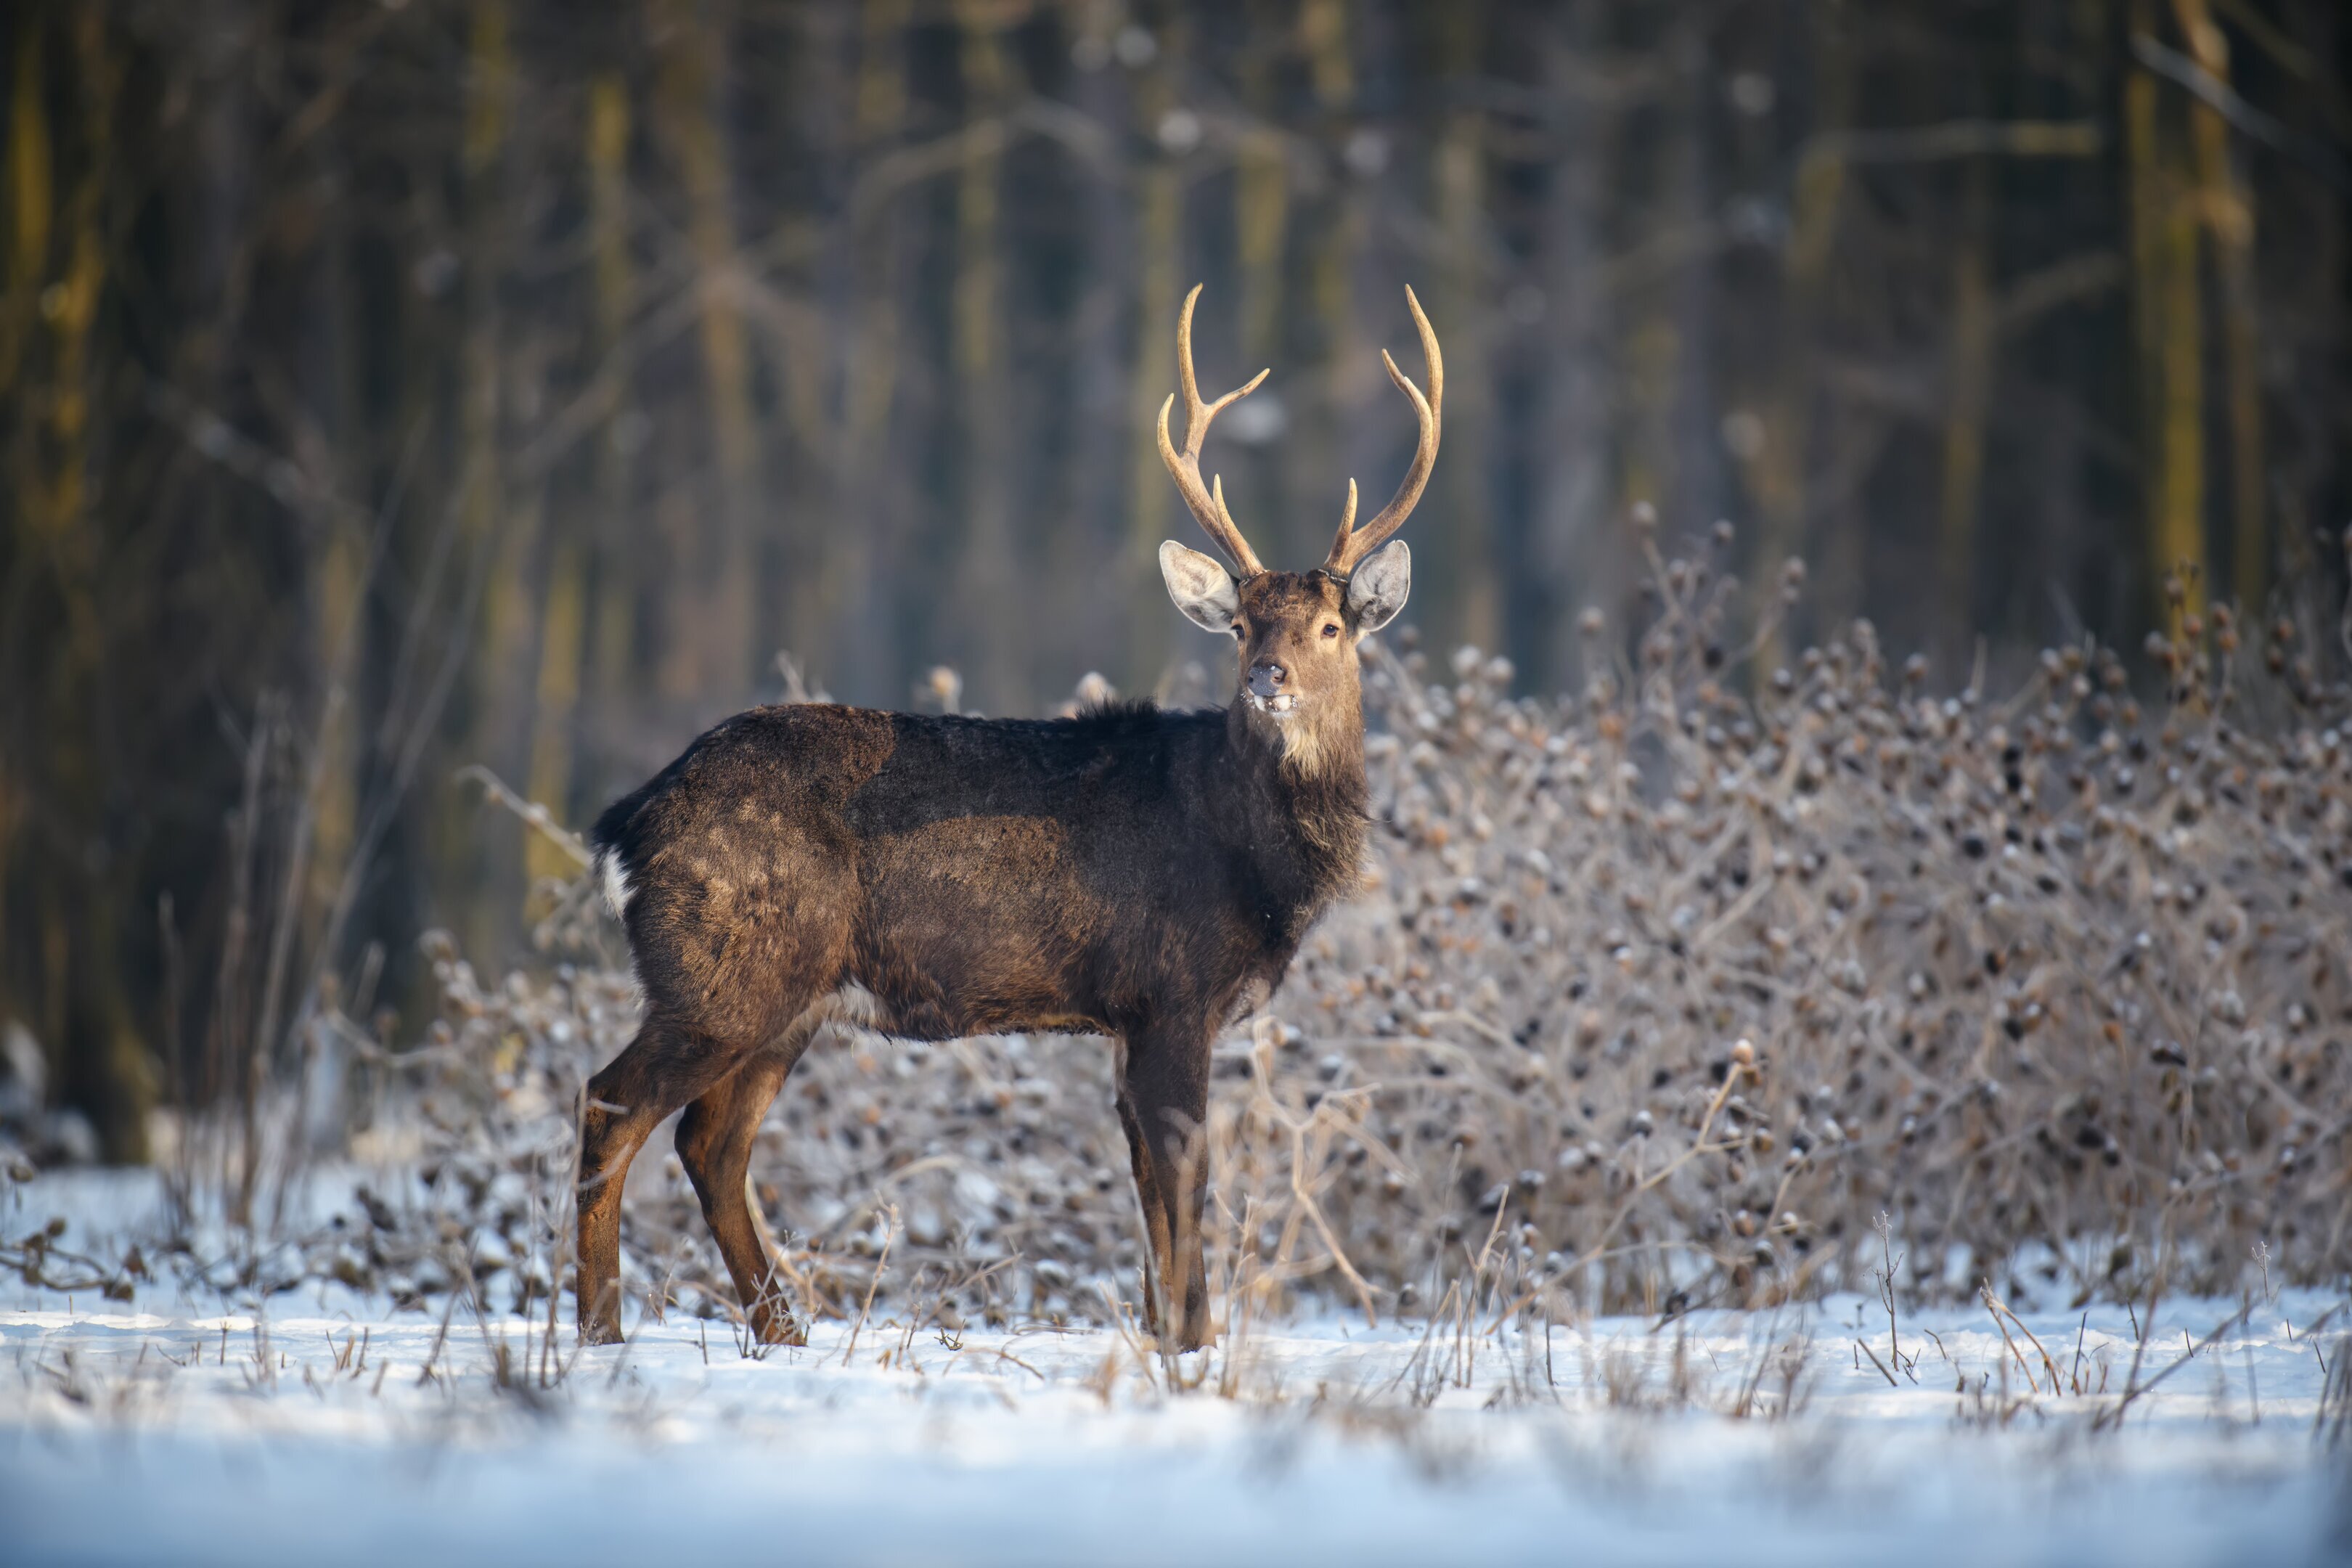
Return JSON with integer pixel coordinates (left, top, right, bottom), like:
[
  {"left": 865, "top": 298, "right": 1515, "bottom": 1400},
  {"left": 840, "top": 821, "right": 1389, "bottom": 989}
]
[
  {"left": 1325, "top": 479, "right": 1357, "bottom": 569},
  {"left": 1158, "top": 284, "right": 1269, "bottom": 577},
  {"left": 1323, "top": 285, "right": 1443, "bottom": 577}
]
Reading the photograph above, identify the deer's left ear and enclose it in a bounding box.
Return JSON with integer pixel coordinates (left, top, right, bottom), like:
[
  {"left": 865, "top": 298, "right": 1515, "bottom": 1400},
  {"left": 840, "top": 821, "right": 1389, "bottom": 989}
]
[{"left": 1346, "top": 539, "right": 1410, "bottom": 634}]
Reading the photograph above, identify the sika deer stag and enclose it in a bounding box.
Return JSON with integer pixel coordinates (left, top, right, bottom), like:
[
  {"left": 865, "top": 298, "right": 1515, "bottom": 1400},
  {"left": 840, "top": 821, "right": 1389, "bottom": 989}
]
[{"left": 578, "top": 285, "right": 1441, "bottom": 1350}]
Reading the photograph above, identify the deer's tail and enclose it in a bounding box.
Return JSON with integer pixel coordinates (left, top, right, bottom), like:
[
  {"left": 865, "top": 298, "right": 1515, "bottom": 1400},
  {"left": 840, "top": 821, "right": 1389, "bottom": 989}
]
[{"left": 588, "top": 786, "right": 652, "bottom": 920}]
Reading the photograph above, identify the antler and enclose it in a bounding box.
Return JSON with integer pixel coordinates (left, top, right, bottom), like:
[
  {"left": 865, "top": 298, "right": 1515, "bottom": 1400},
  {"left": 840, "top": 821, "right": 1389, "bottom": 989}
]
[
  {"left": 1323, "top": 286, "right": 1442, "bottom": 578},
  {"left": 1157, "top": 285, "right": 1269, "bottom": 577}
]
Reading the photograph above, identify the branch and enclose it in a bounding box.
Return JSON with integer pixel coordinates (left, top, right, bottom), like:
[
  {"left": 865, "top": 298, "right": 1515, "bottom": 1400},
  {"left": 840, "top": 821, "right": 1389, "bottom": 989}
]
[
  {"left": 2131, "top": 33, "right": 2352, "bottom": 198},
  {"left": 454, "top": 765, "right": 591, "bottom": 867}
]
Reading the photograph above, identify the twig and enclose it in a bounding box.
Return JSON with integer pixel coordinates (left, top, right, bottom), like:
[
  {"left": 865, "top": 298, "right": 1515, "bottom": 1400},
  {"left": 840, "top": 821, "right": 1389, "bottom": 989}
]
[
  {"left": 839, "top": 1204, "right": 897, "bottom": 1367},
  {"left": 454, "top": 764, "right": 592, "bottom": 866},
  {"left": 1874, "top": 1212, "right": 1903, "bottom": 1373},
  {"left": 2094, "top": 1301, "right": 2256, "bottom": 1432},
  {"left": 1980, "top": 1284, "right": 2062, "bottom": 1393},
  {"left": 1980, "top": 1284, "right": 2040, "bottom": 1395}
]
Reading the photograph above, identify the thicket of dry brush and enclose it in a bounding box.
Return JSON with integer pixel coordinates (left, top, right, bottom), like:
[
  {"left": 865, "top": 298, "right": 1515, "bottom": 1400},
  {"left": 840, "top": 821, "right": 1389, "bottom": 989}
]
[{"left": 37, "top": 526, "right": 2352, "bottom": 1339}]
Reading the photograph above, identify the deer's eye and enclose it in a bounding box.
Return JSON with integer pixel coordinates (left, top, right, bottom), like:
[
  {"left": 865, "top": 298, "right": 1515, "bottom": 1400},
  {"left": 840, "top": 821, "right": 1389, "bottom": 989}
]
[{"left": 1321, "top": 623, "right": 1342, "bottom": 639}]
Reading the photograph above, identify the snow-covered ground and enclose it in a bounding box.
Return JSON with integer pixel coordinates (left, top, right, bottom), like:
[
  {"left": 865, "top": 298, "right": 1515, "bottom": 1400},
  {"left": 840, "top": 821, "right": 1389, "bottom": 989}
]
[{"left": 4, "top": 1170, "right": 2348, "bottom": 1567}]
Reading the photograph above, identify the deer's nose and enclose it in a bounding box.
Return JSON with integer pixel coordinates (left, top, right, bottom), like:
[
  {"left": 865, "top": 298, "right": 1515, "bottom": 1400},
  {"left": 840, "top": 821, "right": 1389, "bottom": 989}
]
[{"left": 1248, "top": 662, "right": 1287, "bottom": 698}]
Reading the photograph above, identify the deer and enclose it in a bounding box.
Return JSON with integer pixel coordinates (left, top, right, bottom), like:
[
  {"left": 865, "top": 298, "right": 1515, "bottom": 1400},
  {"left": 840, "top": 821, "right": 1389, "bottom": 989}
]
[{"left": 575, "top": 284, "right": 1441, "bottom": 1351}]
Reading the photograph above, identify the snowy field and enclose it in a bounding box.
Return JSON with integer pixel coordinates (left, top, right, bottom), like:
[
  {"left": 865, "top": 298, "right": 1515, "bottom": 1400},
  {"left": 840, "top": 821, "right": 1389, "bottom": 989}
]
[{"left": 4, "top": 1171, "right": 2350, "bottom": 1567}]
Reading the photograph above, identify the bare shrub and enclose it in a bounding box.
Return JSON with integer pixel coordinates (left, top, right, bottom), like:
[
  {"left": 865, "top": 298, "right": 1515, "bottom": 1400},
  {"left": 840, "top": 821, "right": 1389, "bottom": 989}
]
[
  {"left": 205, "top": 532, "right": 2352, "bottom": 1336},
  {"left": 1271, "top": 539, "right": 2352, "bottom": 1318}
]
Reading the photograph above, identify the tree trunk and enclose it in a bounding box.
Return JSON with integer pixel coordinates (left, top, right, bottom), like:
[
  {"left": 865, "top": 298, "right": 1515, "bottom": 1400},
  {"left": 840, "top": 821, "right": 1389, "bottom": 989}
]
[
  {"left": 2173, "top": 0, "right": 2265, "bottom": 611},
  {"left": 1126, "top": 22, "right": 1185, "bottom": 690},
  {"left": 1432, "top": 1, "right": 1497, "bottom": 658},
  {"left": 657, "top": 0, "right": 759, "bottom": 698},
  {"left": 1535, "top": 0, "right": 1614, "bottom": 692},
  {"left": 950, "top": 1, "right": 1015, "bottom": 709},
  {"left": 1937, "top": 158, "right": 1993, "bottom": 668}
]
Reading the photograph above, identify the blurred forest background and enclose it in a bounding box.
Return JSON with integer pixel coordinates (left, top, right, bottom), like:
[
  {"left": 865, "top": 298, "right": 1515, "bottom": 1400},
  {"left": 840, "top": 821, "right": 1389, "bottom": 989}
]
[{"left": 2, "top": 0, "right": 2348, "bottom": 1159}]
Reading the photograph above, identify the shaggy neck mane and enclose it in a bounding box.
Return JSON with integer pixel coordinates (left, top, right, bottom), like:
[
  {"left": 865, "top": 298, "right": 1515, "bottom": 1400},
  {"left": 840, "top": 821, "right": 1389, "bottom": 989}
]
[{"left": 1224, "top": 698, "right": 1368, "bottom": 915}]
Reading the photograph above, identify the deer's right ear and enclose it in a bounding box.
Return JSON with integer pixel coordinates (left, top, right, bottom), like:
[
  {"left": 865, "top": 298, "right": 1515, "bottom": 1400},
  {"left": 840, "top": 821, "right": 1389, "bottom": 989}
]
[{"left": 1159, "top": 540, "right": 1240, "bottom": 634}]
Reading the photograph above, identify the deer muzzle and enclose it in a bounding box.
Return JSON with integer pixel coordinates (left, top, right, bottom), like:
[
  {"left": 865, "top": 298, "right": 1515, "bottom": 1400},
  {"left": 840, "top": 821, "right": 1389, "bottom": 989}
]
[{"left": 1246, "top": 663, "right": 1295, "bottom": 715}]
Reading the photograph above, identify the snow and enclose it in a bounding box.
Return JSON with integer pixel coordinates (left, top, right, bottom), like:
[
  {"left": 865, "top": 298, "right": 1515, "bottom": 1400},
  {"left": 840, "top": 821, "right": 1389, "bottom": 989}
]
[{"left": 4, "top": 1170, "right": 2348, "bottom": 1567}]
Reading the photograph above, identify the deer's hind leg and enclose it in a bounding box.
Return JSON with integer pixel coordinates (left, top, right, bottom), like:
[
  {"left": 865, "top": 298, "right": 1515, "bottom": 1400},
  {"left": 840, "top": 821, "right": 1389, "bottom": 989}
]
[
  {"left": 579, "top": 892, "right": 852, "bottom": 1346},
  {"left": 575, "top": 1018, "right": 753, "bottom": 1344},
  {"left": 674, "top": 1010, "right": 827, "bottom": 1346}
]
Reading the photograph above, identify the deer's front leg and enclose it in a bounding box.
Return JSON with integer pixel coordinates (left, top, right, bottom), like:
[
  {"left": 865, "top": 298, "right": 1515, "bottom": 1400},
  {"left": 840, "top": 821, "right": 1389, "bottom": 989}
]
[{"left": 1116, "top": 1025, "right": 1213, "bottom": 1351}]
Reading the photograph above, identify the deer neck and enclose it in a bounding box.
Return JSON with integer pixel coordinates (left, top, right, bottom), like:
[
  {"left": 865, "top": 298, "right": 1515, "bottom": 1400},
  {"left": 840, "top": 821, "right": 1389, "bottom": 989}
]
[{"left": 1223, "top": 696, "right": 1369, "bottom": 912}]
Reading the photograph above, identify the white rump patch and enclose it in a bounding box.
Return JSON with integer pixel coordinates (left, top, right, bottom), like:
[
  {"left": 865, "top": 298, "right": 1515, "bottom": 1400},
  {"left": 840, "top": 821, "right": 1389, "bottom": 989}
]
[{"left": 595, "top": 848, "right": 634, "bottom": 918}]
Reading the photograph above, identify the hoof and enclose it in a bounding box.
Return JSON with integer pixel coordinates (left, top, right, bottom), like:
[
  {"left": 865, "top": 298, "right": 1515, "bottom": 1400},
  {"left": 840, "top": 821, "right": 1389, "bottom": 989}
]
[
  {"left": 751, "top": 1311, "right": 805, "bottom": 1348},
  {"left": 579, "top": 1316, "right": 626, "bottom": 1347}
]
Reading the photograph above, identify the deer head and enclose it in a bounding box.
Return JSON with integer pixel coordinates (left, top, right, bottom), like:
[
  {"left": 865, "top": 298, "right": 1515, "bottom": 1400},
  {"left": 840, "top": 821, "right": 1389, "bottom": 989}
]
[{"left": 1156, "top": 285, "right": 1442, "bottom": 772}]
